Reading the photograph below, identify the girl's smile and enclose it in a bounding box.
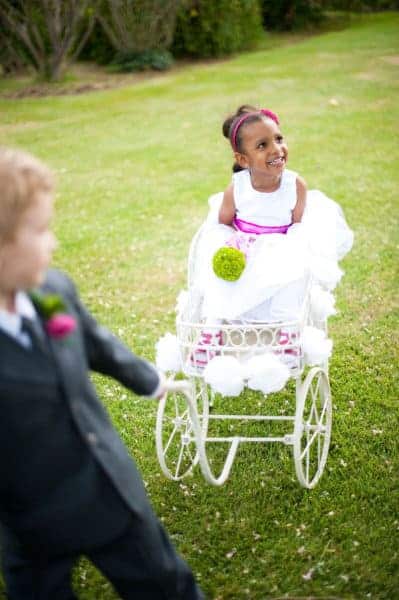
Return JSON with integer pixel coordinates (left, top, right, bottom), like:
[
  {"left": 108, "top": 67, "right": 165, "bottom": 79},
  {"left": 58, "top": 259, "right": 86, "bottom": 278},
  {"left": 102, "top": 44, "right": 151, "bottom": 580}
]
[{"left": 267, "top": 156, "right": 286, "bottom": 167}]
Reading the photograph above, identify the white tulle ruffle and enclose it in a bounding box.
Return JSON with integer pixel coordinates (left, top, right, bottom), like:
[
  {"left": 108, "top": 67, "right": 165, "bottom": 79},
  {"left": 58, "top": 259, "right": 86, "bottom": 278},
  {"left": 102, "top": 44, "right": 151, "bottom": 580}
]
[
  {"left": 203, "top": 352, "right": 290, "bottom": 397},
  {"left": 302, "top": 326, "right": 333, "bottom": 366},
  {"left": 244, "top": 354, "right": 290, "bottom": 394},
  {"left": 309, "top": 284, "right": 337, "bottom": 322},
  {"left": 155, "top": 333, "right": 182, "bottom": 372},
  {"left": 203, "top": 356, "right": 246, "bottom": 396}
]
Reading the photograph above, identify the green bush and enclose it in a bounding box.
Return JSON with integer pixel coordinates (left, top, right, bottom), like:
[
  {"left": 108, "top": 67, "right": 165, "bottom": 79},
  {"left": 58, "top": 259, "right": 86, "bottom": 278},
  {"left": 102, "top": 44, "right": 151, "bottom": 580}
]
[
  {"left": 81, "top": 1, "right": 180, "bottom": 70},
  {"left": 261, "top": 0, "right": 325, "bottom": 31},
  {"left": 109, "top": 49, "right": 174, "bottom": 72},
  {"left": 172, "top": 0, "right": 263, "bottom": 58},
  {"left": 99, "top": 0, "right": 180, "bottom": 53},
  {"left": 325, "top": 0, "right": 399, "bottom": 9}
]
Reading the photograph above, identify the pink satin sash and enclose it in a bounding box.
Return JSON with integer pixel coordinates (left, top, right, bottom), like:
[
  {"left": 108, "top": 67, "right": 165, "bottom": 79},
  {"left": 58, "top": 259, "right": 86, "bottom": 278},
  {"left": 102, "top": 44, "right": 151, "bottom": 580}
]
[{"left": 233, "top": 216, "right": 292, "bottom": 235}]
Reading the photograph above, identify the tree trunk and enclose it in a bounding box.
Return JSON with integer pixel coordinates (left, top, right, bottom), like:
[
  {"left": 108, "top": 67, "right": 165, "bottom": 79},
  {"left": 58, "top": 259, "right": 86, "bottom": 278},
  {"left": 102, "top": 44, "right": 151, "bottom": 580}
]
[{"left": 0, "top": 0, "right": 99, "bottom": 81}]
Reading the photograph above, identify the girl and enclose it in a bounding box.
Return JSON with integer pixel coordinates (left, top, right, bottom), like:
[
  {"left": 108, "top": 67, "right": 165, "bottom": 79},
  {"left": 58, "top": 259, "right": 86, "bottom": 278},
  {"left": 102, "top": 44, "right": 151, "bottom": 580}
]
[{"left": 194, "top": 105, "right": 353, "bottom": 324}]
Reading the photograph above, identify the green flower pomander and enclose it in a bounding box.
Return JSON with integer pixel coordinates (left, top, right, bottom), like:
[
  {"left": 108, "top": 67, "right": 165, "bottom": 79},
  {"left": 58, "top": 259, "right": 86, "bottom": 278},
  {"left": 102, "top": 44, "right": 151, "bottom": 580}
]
[{"left": 212, "top": 246, "right": 246, "bottom": 281}]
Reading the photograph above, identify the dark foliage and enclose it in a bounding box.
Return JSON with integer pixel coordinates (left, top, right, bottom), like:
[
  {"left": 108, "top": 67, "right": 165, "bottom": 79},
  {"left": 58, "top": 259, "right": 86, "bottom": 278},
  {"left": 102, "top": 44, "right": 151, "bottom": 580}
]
[
  {"left": 172, "top": 0, "right": 263, "bottom": 58},
  {"left": 99, "top": 0, "right": 180, "bottom": 54},
  {"left": 261, "top": 0, "right": 325, "bottom": 31},
  {"left": 109, "top": 48, "right": 174, "bottom": 72},
  {"left": 325, "top": 0, "right": 399, "bottom": 9},
  {"left": 79, "top": 20, "right": 114, "bottom": 65}
]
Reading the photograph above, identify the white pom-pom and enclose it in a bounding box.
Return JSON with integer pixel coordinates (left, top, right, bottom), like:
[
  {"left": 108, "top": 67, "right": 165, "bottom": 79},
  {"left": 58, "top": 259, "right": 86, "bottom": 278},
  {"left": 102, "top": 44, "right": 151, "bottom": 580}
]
[
  {"left": 243, "top": 353, "right": 290, "bottom": 394},
  {"left": 203, "top": 356, "right": 245, "bottom": 396},
  {"left": 175, "top": 290, "right": 189, "bottom": 316},
  {"left": 310, "top": 285, "right": 336, "bottom": 322},
  {"left": 302, "top": 326, "right": 333, "bottom": 366},
  {"left": 155, "top": 333, "right": 182, "bottom": 372}
]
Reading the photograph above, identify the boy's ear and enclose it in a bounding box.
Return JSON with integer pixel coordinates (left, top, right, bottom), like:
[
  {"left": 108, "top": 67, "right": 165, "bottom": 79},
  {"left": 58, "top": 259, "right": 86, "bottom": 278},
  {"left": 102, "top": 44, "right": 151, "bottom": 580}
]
[{"left": 234, "top": 151, "right": 249, "bottom": 169}]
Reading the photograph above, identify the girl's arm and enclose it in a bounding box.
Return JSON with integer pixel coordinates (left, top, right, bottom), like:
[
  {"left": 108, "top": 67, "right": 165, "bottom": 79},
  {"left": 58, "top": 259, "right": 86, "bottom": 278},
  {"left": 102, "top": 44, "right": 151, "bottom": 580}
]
[
  {"left": 219, "top": 183, "right": 236, "bottom": 225},
  {"left": 292, "top": 176, "right": 307, "bottom": 223}
]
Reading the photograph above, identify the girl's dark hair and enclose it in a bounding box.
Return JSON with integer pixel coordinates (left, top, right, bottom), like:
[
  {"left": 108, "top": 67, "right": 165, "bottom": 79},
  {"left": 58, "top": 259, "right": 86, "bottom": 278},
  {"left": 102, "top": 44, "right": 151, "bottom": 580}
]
[{"left": 222, "top": 104, "right": 263, "bottom": 172}]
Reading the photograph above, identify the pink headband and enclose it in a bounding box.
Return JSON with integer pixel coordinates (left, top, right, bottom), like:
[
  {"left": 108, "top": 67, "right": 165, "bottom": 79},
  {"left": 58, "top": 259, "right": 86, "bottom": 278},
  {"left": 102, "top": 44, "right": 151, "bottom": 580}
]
[{"left": 230, "top": 109, "right": 280, "bottom": 151}]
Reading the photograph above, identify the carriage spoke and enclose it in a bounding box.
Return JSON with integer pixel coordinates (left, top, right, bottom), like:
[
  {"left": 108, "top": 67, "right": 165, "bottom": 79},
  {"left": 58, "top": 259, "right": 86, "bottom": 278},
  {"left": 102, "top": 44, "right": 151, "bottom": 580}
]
[
  {"left": 301, "top": 428, "right": 324, "bottom": 460},
  {"left": 174, "top": 445, "right": 185, "bottom": 478},
  {"left": 312, "top": 376, "right": 321, "bottom": 398},
  {"left": 305, "top": 429, "right": 310, "bottom": 484},
  {"left": 317, "top": 431, "right": 321, "bottom": 465},
  {"left": 319, "top": 396, "right": 329, "bottom": 424},
  {"left": 163, "top": 425, "right": 179, "bottom": 456},
  {"left": 310, "top": 379, "right": 321, "bottom": 421},
  {"left": 178, "top": 408, "right": 189, "bottom": 422},
  {"left": 186, "top": 444, "right": 196, "bottom": 464},
  {"left": 307, "top": 402, "right": 317, "bottom": 429},
  {"left": 173, "top": 396, "right": 179, "bottom": 417}
]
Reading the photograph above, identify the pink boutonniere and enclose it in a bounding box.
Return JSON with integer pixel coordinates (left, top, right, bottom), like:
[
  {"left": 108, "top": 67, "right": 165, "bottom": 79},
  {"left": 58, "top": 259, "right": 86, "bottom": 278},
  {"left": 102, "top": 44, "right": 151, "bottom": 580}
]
[
  {"left": 45, "top": 313, "right": 76, "bottom": 339},
  {"left": 29, "top": 291, "right": 77, "bottom": 341}
]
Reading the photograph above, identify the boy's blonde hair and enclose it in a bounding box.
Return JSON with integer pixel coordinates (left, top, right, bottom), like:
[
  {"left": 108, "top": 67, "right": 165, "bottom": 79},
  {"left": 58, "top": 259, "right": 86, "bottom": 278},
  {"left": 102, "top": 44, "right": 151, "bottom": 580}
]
[{"left": 0, "top": 147, "right": 54, "bottom": 243}]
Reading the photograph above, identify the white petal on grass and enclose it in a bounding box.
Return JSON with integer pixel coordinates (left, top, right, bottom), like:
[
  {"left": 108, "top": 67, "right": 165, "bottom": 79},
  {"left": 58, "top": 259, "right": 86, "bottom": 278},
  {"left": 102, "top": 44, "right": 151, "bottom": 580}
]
[{"left": 302, "top": 567, "right": 315, "bottom": 580}]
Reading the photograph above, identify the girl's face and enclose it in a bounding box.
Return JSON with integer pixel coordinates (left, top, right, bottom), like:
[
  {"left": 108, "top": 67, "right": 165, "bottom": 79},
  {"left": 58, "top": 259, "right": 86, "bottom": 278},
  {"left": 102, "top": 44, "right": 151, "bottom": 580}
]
[{"left": 235, "top": 117, "right": 288, "bottom": 181}]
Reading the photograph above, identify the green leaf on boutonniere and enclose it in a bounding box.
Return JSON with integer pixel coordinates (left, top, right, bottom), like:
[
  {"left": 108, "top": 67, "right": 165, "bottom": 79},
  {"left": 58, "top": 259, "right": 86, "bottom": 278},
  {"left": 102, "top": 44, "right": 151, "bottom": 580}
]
[{"left": 29, "top": 290, "right": 66, "bottom": 319}]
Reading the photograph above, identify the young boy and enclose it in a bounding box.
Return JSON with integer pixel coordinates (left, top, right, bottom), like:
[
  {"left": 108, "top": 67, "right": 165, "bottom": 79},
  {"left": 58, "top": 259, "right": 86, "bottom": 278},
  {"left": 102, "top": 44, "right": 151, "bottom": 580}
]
[{"left": 0, "top": 148, "right": 204, "bottom": 600}]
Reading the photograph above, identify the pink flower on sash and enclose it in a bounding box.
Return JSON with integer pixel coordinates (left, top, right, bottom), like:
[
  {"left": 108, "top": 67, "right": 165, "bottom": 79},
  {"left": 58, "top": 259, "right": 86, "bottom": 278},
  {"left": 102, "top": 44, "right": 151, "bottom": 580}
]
[
  {"left": 45, "top": 314, "right": 76, "bottom": 339},
  {"left": 226, "top": 232, "right": 256, "bottom": 259}
]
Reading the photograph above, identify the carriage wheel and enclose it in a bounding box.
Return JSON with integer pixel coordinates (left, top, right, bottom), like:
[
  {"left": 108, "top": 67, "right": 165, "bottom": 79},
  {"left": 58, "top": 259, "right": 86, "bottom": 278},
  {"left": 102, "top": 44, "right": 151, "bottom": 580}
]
[
  {"left": 294, "top": 367, "right": 332, "bottom": 488},
  {"left": 156, "top": 379, "right": 210, "bottom": 481}
]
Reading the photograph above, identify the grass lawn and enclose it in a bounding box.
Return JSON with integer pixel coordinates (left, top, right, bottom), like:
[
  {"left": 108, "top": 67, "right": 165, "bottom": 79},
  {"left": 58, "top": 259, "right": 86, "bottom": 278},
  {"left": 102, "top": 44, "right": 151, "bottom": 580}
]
[{"left": 0, "top": 11, "right": 398, "bottom": 600}]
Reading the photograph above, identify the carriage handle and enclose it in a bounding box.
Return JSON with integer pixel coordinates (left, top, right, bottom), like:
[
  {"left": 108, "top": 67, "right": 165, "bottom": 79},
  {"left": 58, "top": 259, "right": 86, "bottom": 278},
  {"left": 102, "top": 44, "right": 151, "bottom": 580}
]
[{"left": 163, "top": 379, "right": 192, "bottom": 394}]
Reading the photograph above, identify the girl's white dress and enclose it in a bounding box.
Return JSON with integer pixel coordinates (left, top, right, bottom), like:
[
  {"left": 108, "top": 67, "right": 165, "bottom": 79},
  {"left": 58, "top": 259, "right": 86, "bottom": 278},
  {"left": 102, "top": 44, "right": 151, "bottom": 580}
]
[{"left": 194, "top": 168, "right": 353, "bottom": 322}]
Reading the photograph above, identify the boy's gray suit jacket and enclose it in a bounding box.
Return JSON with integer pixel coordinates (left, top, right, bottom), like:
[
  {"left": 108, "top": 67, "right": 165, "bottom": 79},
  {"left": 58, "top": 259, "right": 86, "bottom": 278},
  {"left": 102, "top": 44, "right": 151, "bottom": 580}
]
[{"left": 0, "top": 269, "right": 160, "bottom": 553}]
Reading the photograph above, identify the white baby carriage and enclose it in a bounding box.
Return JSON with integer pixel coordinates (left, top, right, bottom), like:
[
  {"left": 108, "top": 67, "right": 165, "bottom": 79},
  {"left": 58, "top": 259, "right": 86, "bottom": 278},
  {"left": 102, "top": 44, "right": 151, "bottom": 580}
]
[{"left": 156, "top": 223, "right": 334, "bottom": 490}]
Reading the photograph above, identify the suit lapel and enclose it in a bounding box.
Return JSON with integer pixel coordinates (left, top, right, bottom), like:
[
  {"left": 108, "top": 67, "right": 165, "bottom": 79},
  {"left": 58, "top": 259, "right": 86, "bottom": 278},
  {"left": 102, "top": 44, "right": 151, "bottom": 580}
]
[
  {"left": 24, "top": 314, "right": 51, "bottom": 357},
  {"left": 0, "top": 328, "right": 57, "bottom": 384},
  {"left": 47, "top": 334, "right": 78, "bottom": 398}
]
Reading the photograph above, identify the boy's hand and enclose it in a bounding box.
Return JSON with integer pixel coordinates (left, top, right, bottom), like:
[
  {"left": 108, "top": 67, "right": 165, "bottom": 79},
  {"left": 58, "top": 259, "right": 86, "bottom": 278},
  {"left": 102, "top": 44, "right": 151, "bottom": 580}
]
[{"left": 152, "top": 377, "right": 192, "bottom": 400}]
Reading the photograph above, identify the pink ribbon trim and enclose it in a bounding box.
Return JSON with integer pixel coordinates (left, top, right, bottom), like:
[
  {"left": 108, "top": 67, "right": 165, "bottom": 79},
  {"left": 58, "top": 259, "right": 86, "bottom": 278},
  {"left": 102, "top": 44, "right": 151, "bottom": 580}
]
[{"left": 233, "top": 216, "right": 291, "bottom": 235}]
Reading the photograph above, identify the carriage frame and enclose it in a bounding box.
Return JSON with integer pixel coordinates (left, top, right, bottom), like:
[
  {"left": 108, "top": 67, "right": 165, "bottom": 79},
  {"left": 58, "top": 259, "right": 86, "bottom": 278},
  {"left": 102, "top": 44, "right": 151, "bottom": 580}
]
[{"left": 156, "top": 222, "right": 333, "bottom": 489}]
